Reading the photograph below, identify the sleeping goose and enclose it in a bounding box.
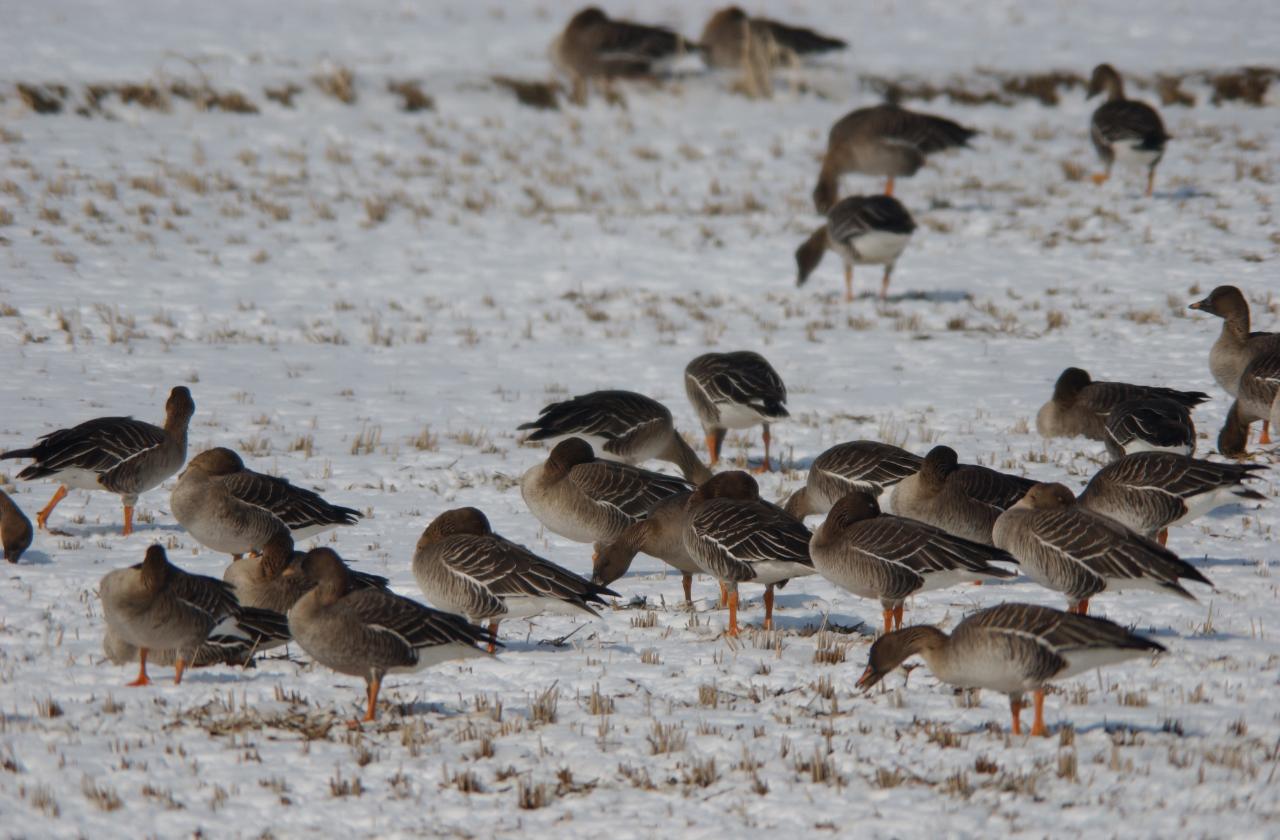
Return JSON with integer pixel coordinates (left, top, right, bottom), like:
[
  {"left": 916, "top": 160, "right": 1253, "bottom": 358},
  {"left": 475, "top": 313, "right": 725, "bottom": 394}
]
[
  {"left": 1087, "top": 63, "right": 1170, "bottom": 197},
  {"left": 795, "top": 195, "right": 916, "bottom": 301},
  {"left": 0, "top": 489, "right": 33, "bottom": 564},
  {"left": 1218, "top": 350, "right": 1280, "bottom": 457},
  {"left": 591, "top": 491, "right": 719, "bottom": 607},
  {"left": 1188, "top": 285, "right": 1280, "bottom": 400},
  {"left": 812, "top": 491, "right": 1016, "bottom": 634},
  {"left": 223, "top": 533, "right": 389, "bottom": 614},
  {"left": 551, "top": 7, "right": 696, "bottom": 105},
  {"left": 857, "top": 603, "right": 1164, "bottom": 736},
  {"left": 699, "top": 7, "right": 845, "bottom": 70},
  {"left": 518, "top": 390, "right": 711, "bottom": 483},
  {"left": 781, "top": 440, "right": 922, "bottom": 520},
  {"left": 1103, "top": 397, "right": 1196, "bottom": 461},
  {"left": 888, "top": 446, "right": 1035, "bottom": 546},
  {"left": 1035, "top": 367, "right": 1209, "bottom": 442},
  {"left": 992, "top": 483, "right": 1212, "bottom": 614},
  {"left": 2, "top": 386, "right": 194, "bottom": 535},
  {"left": 685, "top": 351, "right": 789, "bottom": 472},
  {"left": 171, "top": 448, "right": 293, "bottom": 557}
]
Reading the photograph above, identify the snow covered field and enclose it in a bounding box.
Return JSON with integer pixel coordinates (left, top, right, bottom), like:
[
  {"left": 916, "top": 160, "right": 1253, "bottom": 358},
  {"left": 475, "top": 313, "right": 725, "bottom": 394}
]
[{"left": 1, "top": 1, "right": 1278, "bottom": 836}]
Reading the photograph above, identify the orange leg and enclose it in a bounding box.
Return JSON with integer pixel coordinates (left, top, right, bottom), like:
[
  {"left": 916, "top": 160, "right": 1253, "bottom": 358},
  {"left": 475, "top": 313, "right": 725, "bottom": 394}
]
[
  {"left": 884, "top": 176, "right": 895, "bottom": 197},
  {"left": 752, "top": 426, "right": 772, "bottom": 474},
  {"left": 881, "top": 608, "right": 893, "bottom": 635},
  {"left": 364, "top": 676, "right": 381, "bottom": 722},
  {"left": 681, "top": 573, "right": 692, "bottom": 605},
  {"left": 718, "top": 580, "right": 729, "bottom": 609},
  {"left": 844, "top": 264, "right": 854, "bottom": 303},
  {"left": 1010, "top": 696, "right": 1024, "bottom": 735},
  {"left": 487, "top": 620, "right": 499, "bottom": 655},
  {"left": 1156, "top": 529, "right": 1169, "bottom": 547},
  {"left": 122, "top": 505, "right": 134, "bottom": 537},
  {"left": 1090, "top": 172, "right": 1109, "bottom": 186},
  {"left": 1145, "top": 169, "right": 1155, "bottom": 198},
  {"left": 173, "top": 656, "right": 187, "bottom": 686},
  {"left": 892, "top": 603, "right": 904, "bottom": 631},
  {"left": 726, "top": 589, "right": 739, "bottom": 637},
  {"left": 762, "top": 585, "right": 775, "bottom": 630},
  {"left": 880, "top": 266, "right": 891, "bottom": 301},
  {"left": 127, "top": 649, "right": 151, "bottom": 687},
  {"left": 1070, "top": 598, "right": 1091, "bottom": 616},
  {"left": 36, "top": 485, "right": 69, "bottom": 530},
  {"left": 1260, "top": 421, "right": 1272, "bottom": 445},
  {"left": 705, "top": 433, "right": 720, "bottom": 466},
  {"left": 1029, "top": 688, "right": 1048, "bottom": 736}
]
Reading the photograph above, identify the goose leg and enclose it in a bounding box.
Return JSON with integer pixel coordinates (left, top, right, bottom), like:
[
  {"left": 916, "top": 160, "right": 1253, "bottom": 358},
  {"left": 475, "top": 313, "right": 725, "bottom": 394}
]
[
  {"left": 1156, "top": 529, "right": 1169, "bottom": 547},
  {"left": 752, "top": 425, "right": 773, "bottom": 473},
  {"left": 880, "top": 265, "right": 892, "bottom": 301},
  {"left": 881, "top": 608, "right": 893, "bottom": 635},
  {"left": 892, "top": 603, "right": 904, "bottom": 631},
  {"left": 681, "top": 573, "right": 692, "bottom": 605},
  {"left": 487, "top": 621, "right": 499, "bottom": 655},
  {"left": 127, "top": 649, "right": 151, "bottom": 687},
  {"left": 173, "top": 656, "right": 187, "bottom": 686},
  {"left": 1091, "top": 162, "right": 1111, "bottom": 186},
  {"left": 35, "top": 485, "right": 69, "bottom": 530},
  {"left": 1009, "top": 696, "right": 1024, "bottom": 735},
  {"left": 1145, "top": 168, "right": 1156, "bottom": 198},
  {"left": 122, "top": 504, "right": 134, "bottom": 537},
  {"left": 884, "top": 176, "right": 895, "bottom": 197},
  {"left": 844, "top": 264, "right": 854, "bottom": 303},
  {"left": 1260, "top": 421, "right": 1272, "bottom": 445},
  {"left": 1029, "top": 688, "right": 1048, "bottom": 736},
  {"left": 718, "top": 580, "right": 729, "bottom": 609},
  {"left": 1069, "top": 598, "right": 1091, "bottom": 616},
  {"left": 364, "top": 676, "right": 381, "bottom": 722},
  {"left": 762, "top": 585, "right": 775, "bottom": 630},
  {"left": 726, "top": 588, "right": 740, "bottom": 637}
]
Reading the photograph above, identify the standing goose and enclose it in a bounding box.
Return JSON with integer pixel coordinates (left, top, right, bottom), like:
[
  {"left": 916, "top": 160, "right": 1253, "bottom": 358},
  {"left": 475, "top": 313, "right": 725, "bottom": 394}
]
[
  {"left": 1079, "top": 452, "right": 1265, "bottom": 545},
  {"left": 1086, "top": 63, "right": 1170, "bottom": 197},
  {"left": 0, "top": 489, "right": 33, "bottom": 563},
  {"left": 551, "top": 7, "right": 696, "bottom": 105},
  {"left": 698, "top": 7, "right": 845, "bottom": 70},
  {"left": 1035, "top": 367, "right": 1209, "bottom": 442},
  {"left": 813, "top": 104, "right": 977, "bottom": 210},
  {"left": 683, "top": 472, "right": 814, "bottom": 635},
  {"left": 812, "top": 491, "right": 1016, "bottom": 634},
  {"left": 888, "top": 446, "right": 1035, "bottom": 546},
  {"left": 685, "top": 351, "right": 789, "bottom": 472},
  {"left": 592, "top": 491, "right": 715, "bottom": 606},
  {"left": 856, "top": 603, "right": 1164, "bottom": 736},
  {"left": 518, "top": 390, "right": 711, "bottom": 483},
  {"left": 992, "top": 483, "right": 1212, "bottom": 614},
  {"left": 1189, "top": 285, "right": 1280, "bottom": 398},
  {"left": 1103, "top": 397, "right": 1196, "bottom": 461},
  {"left": 287, "top": 548, "right": 496, "bottom": 723},
  {"left": 413, "top": 507, "right": 617, "bottom": 651},
  {"left": 171, "top": 448, "right": 293, "bottom": 557},
  {"left": 223, "top": 533, "right": 389, "bottom": 614},
  {"left": 795, "top": 195, "right": 916, "bottom": 301},
  {"left": 2, "top": 386, "right": 194, "bottom": 535},
  {"left": 781, "top": 440, "right": 922, "bottom": 520},
  {"left": 1218, "top": 351, "right": 1280, "bottom": 458}
]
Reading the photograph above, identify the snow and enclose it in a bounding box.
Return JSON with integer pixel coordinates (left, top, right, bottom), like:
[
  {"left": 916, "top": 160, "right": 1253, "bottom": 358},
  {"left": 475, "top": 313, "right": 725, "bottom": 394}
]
[{"left": 1, "top": 0, "right": 1278, "bottom": 837}]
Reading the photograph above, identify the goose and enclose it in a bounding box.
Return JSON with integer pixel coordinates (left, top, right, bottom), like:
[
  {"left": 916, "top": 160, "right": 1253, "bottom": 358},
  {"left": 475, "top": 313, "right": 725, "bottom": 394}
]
[
  {"left": 888, "top": 446, "right": 1035, "bottom": 546},
  {"left": 0, "top": 489, "right": 33, "bottom": 563},
  {"left": 1078, "top": 452, "right": 1265, "bottom": 545},
  {"left": 551, "top": 7, "right": 696, "bottom": 105},
  {"left": 413, "top": 507, "right": 617, "bottom": 651},
  {"left": 683, "top": 471, "right": 813, "bottom": 634},
  {"left": 812, "top": 491, "right": 1016, "bottom": 633},
  {"left": 591, "top": 490, "right": 717, "bottom": 606},
  {"left": 171, "top": 448, "right": 293, "bottom": 557},
  {"left": 102, "top": 615, "right": 287, "bottom": 671},
  {"left": 813, "top": 104, "right": 976, "bottom": 210},
  {"left": 685, "top": 351, "right": 789, "bottom": 472},
  {"left": 1103, "top": 397, "right": 1196, "bottom": 461},
  {"left": 1086, "top": 63, "right": 1170, "bottom": 197},
  {"left": 518, "top": 390, "right": 711, "bottom": 483},
  {"left": 2, "top": 386, "right": 194, "bottom": 535},
  {"left": 992, "top": 483, "right": 1212, "bottom": 614},
  {"left": 286, "top": 548, "right": 496, "bottom": 723},
  {"left": 781, "top": 440, "right": 922, "bottom": 520},
  {"left": 795, "top": 195, "right": 916, "bottom": 301},
  {"left": 856, "top": 603, "right": 1164, "bottom": 736},
  {"left": 223, "top": 533, "right": 389, "bottom": 614},
  {"left": 1188, "top": 285, "right": 1280, "bottom": 402},
  {"left": 699, "top": 7, "right": 845, "bottom": 70},
  {"left": 1218, "top": 351, "right": 1280, "bottom": 458},
  {"left": 1035, "top": 367, "right": 1209, "bottom": 442}
]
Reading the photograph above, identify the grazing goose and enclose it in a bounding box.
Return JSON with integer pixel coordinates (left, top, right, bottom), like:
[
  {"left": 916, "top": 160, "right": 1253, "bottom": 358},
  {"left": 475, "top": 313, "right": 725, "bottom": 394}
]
[
  {"left": 99, "top": 545, "right": 289, "bottom": 686},
  {"left": 888, "top": 446, "right": 1035, "bottom": 546},
  {"left": 1103, "top": 397, "right": 1196, "bottom": 461},
  {"left": 683, "top": 472, "right": 814, "bottom": 634},
  {"left": 1079, "top": 452, "right": 1265, "bottom": 545},
  {"left": 699, "top": 7, "right": 845, "bottom": 70},
  {"left": 591, "top": 491, "right": 715, "bottom": 606},
  {"left": 1035, "top": 367, "right": 1209, "bottom": 442},
  {"left": 685, "top": 351, "right": 789, "bottom": 472},
  {"left": 287, "top": 548, "right": 496, "bottom": 723},
  {"left": 0, "top": 489, "right": 33, "bottom": 563},
  {"left": 781, "top": 440, "right": 922, "bottom": 520},
  {"left": 1189, "top": 285, "right": 1280, "bottom": 401},
  {"left": 813, "top": 104, "right": 977, "bottom": 210},
  {"left": 223, "top": 533, "right": 389, "bottom": 614},
  {"left": 992, "top": 483, "right": 1212, "bottom": 614},
  {"left": 413, "top": 507, "right": 617, "bottom": 651},
  {"left": 812, "top": 492, "right": 1016, "bottom": 634},
  {"left": 520, "top": 438, "right": 692, "bottom": 545},
  {"left": 103, "top": 611, "right": 289, "bottom": 671},
  {"left": 857, "top": 603, "right": 1164, "bottom": 736},
  {"left": 551, "top": 7, "right": 695, "bottom": 105},
  {"left": 1086, "top": 63, "right": 1170, "bottom": 197},
  {"left": 2, "top": 386, "right": 194, "bottom": 535},
  {"left": 171, "top": 448, "right": 293, "bottom": 556},
  {"left": 1218, "top": 351, "right": 1280, "bottom": 457},
  {"left": 518, "top": 390, "right": 711, "bottom": 482},
  {"left": 795, "top": 195, "right": 916, "bottom": 301}
]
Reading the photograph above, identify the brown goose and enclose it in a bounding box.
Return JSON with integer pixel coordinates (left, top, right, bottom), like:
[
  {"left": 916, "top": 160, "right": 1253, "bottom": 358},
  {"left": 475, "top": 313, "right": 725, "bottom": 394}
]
[
  {"left": 1103, "top": 397, "right": 1196, "bottom": 461},
  {"left": 1087, "top": 63, "right": 1170, "bottom": 197},
  {"left": 685, "top": 351, "right": 789, "bottom": 471},
  {"left": 813, "top": 104, "right": 977, "bottom": 211},
  {"left": 0, "top": 489, "right": 33, "bottom": 564},
  {"left": 1035, "top": 367, "right": 1209, "bottom": 442},
  {"left": 812, "top": 492, "right": 1016, "bottom": 633},
  {"left": 992, "top": 483, "right": 1212, "bottom": 615},
  {"left": 171, "top": 449, "right": 293, "bottom": 557},
  {"left": 1189, "top": 285, "right": 1280, "bottom": 403},
  {"left": 518, "top": 390, "right": 710, "bottom": 483},
  {"left": 857, "top": 603, "right": 1164, "bottom": 736},
  {"left": 698, "top": 7, "right": 845, "bottom": 70},
  {"left": 223, "top": 533, "right": 389, "bottom": 614},
  {"left": 551, "top": 7, "right": 695, "bottom": 105},
  {"left": 781, "top": 441, "right": 922, "bottom": 520},
  {"left": 2, "top": 386, "right": 194, "bottom": 535},
  {"left": 1218, "top": 350, "right": 1280, "bottom": 457},
  {"left": 591, "top": 490, "right": 717, "bottom": 606},
  {"left": 795, "top": 195, "right": 916, "bottom": 301},
  {"left": 888, "top": 446, "right": 1035, "bottom": 546}
]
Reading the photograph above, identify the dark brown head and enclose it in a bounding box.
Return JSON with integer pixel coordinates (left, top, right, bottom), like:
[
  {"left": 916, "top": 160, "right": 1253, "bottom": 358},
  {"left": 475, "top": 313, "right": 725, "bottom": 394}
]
[
  {"left": 140, "top": 544, "right": 172, "bottom": 593},
  {"left": 1087, "top": 63, "right": 1123, "bottom": 100},
  {"left": 184, "top": 447, "right": 245, "bottom": 478},
  {"left": 164, "top": 386, "right": 196, "bottom": 431},
  {"left": 795, "top": 226, "right": 829, "bottom": 288},
  {"left": 823, "top": 491, "right": 881, "bottom": 532},
  {"left": 1017, "top": 482, "right": 1076, "bottom": 511},
  {"left": 568, "top": 7, "right": 608, "bottom": 29},
  {"left": 688, "top": 471, "right": 759, "bottom": 508},
  {"left": 1217, "top": 402, "right": 1249, "bottom": 459},
  {"left": 1188, "top": 285, "right": 1248, "bottom": 324},
  {"left": 591, "top": 530, "right": 641, "bottom": 586},
  {"left": 259, "top": 532, "right": 296, "bottom": 578},
  {"left": 299, "top": 548, "right": 351, "bottom": 605},
  {"left": 1052, "top": 367, "right": 1092, "bottom": 405},
  {"left": 419, "top": 507, "right": 492, "bottom": 547},
  {"left": 856, "top": 625, "right": 947, "bottom": 690},
  {"left": 919, "top": 446, "right": 960, "bottom": 485},
  {"left": 546, "top": 438, "right": 595, "bottom": 475}
]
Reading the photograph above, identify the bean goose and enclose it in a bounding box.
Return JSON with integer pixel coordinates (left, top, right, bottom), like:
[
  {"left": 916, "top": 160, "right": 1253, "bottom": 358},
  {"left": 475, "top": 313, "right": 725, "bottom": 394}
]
[
  {"left": 1218, "top": 351, "right": 1280, "bottom": 458},
  {"left": 992, "top": 483, "right": 1212, "bottom": 614},
  {"left": 223, "top": 533, "right": 389, "bottom": 614},
  {"left": 103, "top": 616, "right": 287, "bottom": 671},
  {"left": 1103, "top": 397, "right": 1196, "bottom": 461},
  {"left": 518, "top": 390, "right": 711, "bottom": 483},
  {"left": 699, "top": 7, "right": 845, "bottom": 70},
  {"left": 1035, "top": 367, "right": 1209, "bottom": 442},
  {"left": 888, "top": 446, "right": 1035, "bottom": 545},
  {"left": 813, "top": 104, "right": 976, "bottom": 211},
  {"left": 1079, "top": 452, "right": 1265, "bottom": 545},
  {"left": 413, "top": 507, "right": 617, "bottom": 651},
  {"left": 1189, "top": 285, "right": 1280, "bottom": 402},
  {"left": 683, "top": 472, "right": 814, "bottom": 635},
  {"left": 287, "top": 548, "right": 496, "bottom": 723},
  {"left": 1087, "top": 63, "right": 1170, "bottom": 197},
  {"left": 781, "top": 441, "right": 922, "bottom": 520},
  {"left": 812, "top": 492, "right": 1016, "bottom": 634},
  {"left": 591, "top": 491, "right": 717, "bottom": 606},
  {"left": 551, "top": 7, "right": 695, "bottom": 105},
  {"left": 685, "top": 351, "right": 789, "bottom": 472},
  {"left": 1, "top": 489, "right": 33, "bottom": 564},
  {"left": 795, "top": 195, "right": 916, "bottom": 301},
  {"left": 171, "top": 448, "right": 293, "bottom": 556},
  {"left": 857, "top": 603, "right": 1164, "bottom": 736},
  {"left": 2, "top": 386, "right": 194, "bottom": 535}
]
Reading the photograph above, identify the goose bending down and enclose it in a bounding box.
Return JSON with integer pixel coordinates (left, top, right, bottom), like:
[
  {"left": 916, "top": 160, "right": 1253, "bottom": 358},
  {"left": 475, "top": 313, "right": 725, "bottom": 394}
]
[
  {"left": 102, "top": 612, "right": 288, "bottom": 671},
  {"left": 0, "top": 489, "right": 33, "bottom": 563},
  {"left": 413, "top": 507, "right": 617, "bottom": 651},
  {"left": 683, "top": 472, "right": 814, "bottom": 634},
  {"left": 1087, "top": 63, "right": 1170, "bottom": 197},
  {"left": 795, "top": 195, "right": 916, "bottom": 301},
  {"left": 812, "top": 492, "right": 1016, "bottom": 633},
  {"left": 1103, "top": 397, "right": 1196, "bottom": 461},
  {"left": 1035, "top": 367, "right": 1209, "bottom": 442},
  {"left": 781, "top": 441, "right": 922, "bottom": 520},
  {"left": 171, "top": 449, "right": 293, "bottom": 556},
  {"left": 1078, "top": 452, "right": 1265, "bottom": 545},
  {"left": 287, "top": 548, "right": 496, "bottom": 723},
  {"left": 699, "top": 7, "right": 845, "bottom": 70},
  {"left": 518, "top": 390, "right": 711, "bottom": 482},
  {"left": 857, "top": 603, "right": 1164, "bottom": 736},
  {"left": 223, "top": 533, "right": 389, "bottom": 614},
  {"left": 591, "top": 491, "right": 713, "bottom": 606},
  {"left": 813, "top": 104, "right": 977, "bottom": 210},
  {"left": 888, "top": 446, "right": 1035, "bottom": 546},
  {"left": 551, "top": 7, "right": 696, "bottom": 105},
  {"left": 1, "top": 386, "right": 194, "bottom": 536},
  {"left": 992, "top": 483, "right": 1212, "bottom": 614},
  {"left": 685, "top": 351, "right": 789, "bottom": 472},
  {"left": 1218, "top": 351, "right": 1280, "bottom": 458}
]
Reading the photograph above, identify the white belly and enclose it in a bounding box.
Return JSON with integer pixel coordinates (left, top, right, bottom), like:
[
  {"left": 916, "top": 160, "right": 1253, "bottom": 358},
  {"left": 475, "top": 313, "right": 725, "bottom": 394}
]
[
  {"left": 713, "top": 401, "right": 771, "bottom": 430},
  {"left": 1112, "top": 142, "right": 1162, "bottom": 169},
  {"left": 749, "top": 561, "right": 814, "bottom": 586},
  {"left": 289, "top": 522, "right": 342, "bottom": 541},
  {"left": 51, "top": 467, "right": 106, "bottom": 492},
  {"left": 1122, "top": 439, "right": 1192, "bottom": 457},
  {"left": 850, "top": 231, "right": 911, "bottom": 265},
  {"left": 390, "top": 642, "right": 486, "bottom": 673},
  {"left": 499, "top": 594, "right": 592, "bottom": 620}
]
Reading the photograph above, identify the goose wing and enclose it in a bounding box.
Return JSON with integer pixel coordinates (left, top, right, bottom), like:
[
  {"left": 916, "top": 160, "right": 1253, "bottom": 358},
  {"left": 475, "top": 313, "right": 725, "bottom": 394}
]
[
  {"left": 344, "top": 589, "right": 496, "bottom": 655},
  {"left": 4, "top": 417, "right": 165, "bottom": 479},
  {"left": 568, "top": 461, "right": 692, "bottom": 518},
  {"left": 221, "top": 469, "right": 360, "bottom": 531}
]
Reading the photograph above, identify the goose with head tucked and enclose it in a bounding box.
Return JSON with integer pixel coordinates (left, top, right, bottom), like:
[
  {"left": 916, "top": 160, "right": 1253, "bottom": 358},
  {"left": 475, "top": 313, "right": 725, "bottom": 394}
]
[
  {"left": 888, "top": 445, "right": 1035, "bottom": 545},
  {"left": 1035, "top": 367, "right": 1208, "bottom": 443},
  {"left": 551, "top": 7, "right": 696, "bottom": 105},
  {"left": 1103, "top": 397, "right": 1196, "bottom": 461},
  {"left": 171, "top": 448, "right": 293, "bottom": 557},
  {"left": 699, "top": 7, "right": 845, "bottom": 71},
  {"left": 781, "top": 440, "right": 922, "bottom": 521}
]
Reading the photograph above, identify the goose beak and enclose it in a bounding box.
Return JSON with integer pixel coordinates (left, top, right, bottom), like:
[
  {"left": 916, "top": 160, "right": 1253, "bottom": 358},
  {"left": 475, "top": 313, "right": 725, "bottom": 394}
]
[
  {"left": 1188, "top": 298, "right": 1208, "bottom": 311},
  {"left": 855, "top": 665, "right": 883, "bottom": 691}
]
